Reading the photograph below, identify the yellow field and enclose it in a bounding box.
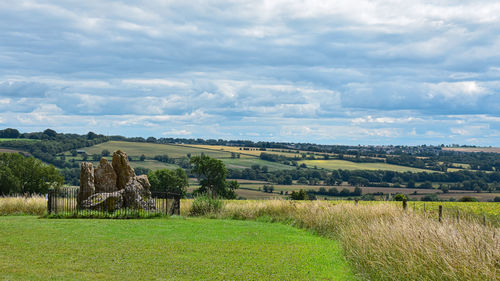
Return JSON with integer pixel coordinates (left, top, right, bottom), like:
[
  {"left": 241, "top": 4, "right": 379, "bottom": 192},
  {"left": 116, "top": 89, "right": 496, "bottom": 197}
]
[{"left": 299, "top": 159, "right": 436, "bottom": 172}]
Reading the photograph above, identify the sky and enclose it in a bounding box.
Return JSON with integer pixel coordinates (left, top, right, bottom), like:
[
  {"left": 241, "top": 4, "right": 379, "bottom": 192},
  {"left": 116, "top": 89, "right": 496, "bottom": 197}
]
[{"left": 0, "top": 0, "right": 499, "bottom": 145}]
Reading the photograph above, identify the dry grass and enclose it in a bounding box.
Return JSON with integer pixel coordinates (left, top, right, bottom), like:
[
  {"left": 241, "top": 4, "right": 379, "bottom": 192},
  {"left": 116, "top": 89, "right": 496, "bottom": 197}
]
[
  {"left": 0, "top": 195, "right": 46, "bottom": 215},
  {"left": 183, "top": 199, "right": 500, "bottom": 281}
]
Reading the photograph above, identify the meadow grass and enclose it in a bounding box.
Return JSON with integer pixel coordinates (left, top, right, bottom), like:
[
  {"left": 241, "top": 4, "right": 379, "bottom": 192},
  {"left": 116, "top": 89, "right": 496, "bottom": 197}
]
[
  {"left": 183, "top": 200, "right": 500, "bottom": 281},
  {"left": 0, "top": 195, "right": 46, "bottom": 216},
  {"left": 0, "top": 216, "right": 353, "bottom": 280},
  {"left": 299, "top": 159, "right": 436, "bottom": 172}
]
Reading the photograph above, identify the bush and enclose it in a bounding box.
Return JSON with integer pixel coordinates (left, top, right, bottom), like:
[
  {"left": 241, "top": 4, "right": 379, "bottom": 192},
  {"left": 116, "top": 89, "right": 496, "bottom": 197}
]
[
  {"left": 494, "top": 196, "right": 500, "bottom": 202},
  {"left": 459, "top": 196, "right": 479, "bottom": 202},
  {"left": 393, "top": 194, "right": 407, "bottom": 201},
  {"left": 189, "top": 195, "right": 223, "bottom": 216},
  {"left": 290, "top": 189, "right": 308, "bottom": 200}
]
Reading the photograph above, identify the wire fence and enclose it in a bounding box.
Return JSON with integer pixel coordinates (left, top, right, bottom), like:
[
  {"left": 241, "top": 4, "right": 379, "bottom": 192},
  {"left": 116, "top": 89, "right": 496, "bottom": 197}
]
[{"left": 47, "top": 187, "right": 180, "bottom": 216}]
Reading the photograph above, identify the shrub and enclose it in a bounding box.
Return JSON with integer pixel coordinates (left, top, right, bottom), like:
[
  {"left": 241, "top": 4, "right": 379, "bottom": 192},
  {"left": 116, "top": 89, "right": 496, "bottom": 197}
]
[
  {"left": 290, "top": 189, "right": 307, "bottom": 200},
  {"left": 459, "top": 196, "right": 479, "bottom": 202},
  {"left": 189, "top": 195, "right": 223, "bottom": 216},
  {"left": 393, "top": 194, "right": 407, "bottom": 201}
]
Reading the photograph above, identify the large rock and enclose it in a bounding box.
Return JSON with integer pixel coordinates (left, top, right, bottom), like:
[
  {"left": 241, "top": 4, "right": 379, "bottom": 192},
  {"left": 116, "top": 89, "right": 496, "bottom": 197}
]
[
  {"left": 112, "top": 150, "right": 136, "bottom": 190},
  {"left": 136, "top": 174, "right": 151, "bottom": 190},
  {"left": 123, "top": 177, "right": 155, "bottom": 210},
  {"left": 81, "top": 190, "right": 124, "bottom": 212},
  {"left": 76, "top": 150, "right": 157, "bottom": 212},
  {"left": 94, "top": 158, "right": 117, "bottom": 193},
  {"left": 77, "top": 162, "right": 95, "bottom": 208}
]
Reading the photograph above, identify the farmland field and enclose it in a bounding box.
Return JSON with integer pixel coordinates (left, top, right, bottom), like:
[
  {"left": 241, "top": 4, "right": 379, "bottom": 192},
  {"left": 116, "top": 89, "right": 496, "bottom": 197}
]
[
  {"left": 81, "top": 141, "right": 235, "bottom": 158},
  {"left": 299, "top": 159, "right": 436, "bottom": 172},
  {"left": 442, "top": 147, "right": 500, "bottom": 153},
  {"left": 183, "top": 144, "right": 305, "bottom": 158},
  {"left": 0, "top": 216, "right": 353, "bottom": 280},
  {"left": 221, "top": 158, "right": 295, "bottom": 171},
  {"left": 0, "top": 138, "right": 39, "bottom": 142}
]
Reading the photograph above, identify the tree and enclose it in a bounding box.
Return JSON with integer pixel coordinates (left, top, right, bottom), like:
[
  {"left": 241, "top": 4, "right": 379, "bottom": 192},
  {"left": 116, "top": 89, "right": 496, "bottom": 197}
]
[
  {"left": 0, "top": 153, "right": 63, "bottom": 195},
  {"left": 297, "top": 177, "right": 308, "bottom": 184},
  {"left": 290, "top": 189, "right": 307, "bottom": 200},
  {"left": 139, "top": 154, "right": 146, "bottom": 161},
  {"left": 393, "top": 194, "right": 407, "bottom": 201},
  {"left": 352, "top": 187, "right": 362, "bottom": 196},
  {"left": 134, "top": 167, "right": 151, "bottom": 176},
  {"left": 148, "top": 168, "right": 189, "bottom": 197},
  {"left": 101, "top": 149, "right": 110, "bottom": 157},
  {"left": 190, "top": 155, "right": 238, "bottom": 199},
  {"left": 0, "top": 128, "right": 20, "bottom": 138}
]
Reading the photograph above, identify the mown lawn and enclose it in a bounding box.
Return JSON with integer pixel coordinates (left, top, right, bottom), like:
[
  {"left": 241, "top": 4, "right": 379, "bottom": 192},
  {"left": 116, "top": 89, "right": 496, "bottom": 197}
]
[{"left": 0, "top": 216, "right": 354, "bottom": 280}]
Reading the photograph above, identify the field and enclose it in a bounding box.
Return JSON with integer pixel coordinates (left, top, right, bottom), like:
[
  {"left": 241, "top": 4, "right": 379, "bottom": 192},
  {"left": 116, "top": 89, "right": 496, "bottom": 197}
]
[
  {"left": 0, "top": 148, "right": 27, "bottom": 154},
  {"left": 443, "top": 147, "right": 500, "bottom": 153},
  {"left": 0, "top": 138, "right": 39, "bottom": 142},
  {"left": 299, "top": 159, "right": 435, "bottom": 172},
  {"left": 183, "top": 144, "right": 305, "bottom": 158},
  {"left": 81, "top": 141, "right": 235, "bottom": 158},
  {"left": 221, "top": 158, "right": 294, "bottom": 171},
  {"left": 0, "top": 216, "right": 352, "bottom": 280}
]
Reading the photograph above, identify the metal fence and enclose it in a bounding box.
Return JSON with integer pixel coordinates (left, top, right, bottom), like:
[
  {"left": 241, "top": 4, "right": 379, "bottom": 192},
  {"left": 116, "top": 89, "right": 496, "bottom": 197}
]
[{"left": 47, "top": 187, "right": 180, "bottom": 216}]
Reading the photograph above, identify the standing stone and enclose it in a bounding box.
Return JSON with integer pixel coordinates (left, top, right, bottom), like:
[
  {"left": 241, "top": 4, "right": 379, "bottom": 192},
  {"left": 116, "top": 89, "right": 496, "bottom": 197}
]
[
  {"left": 94, "top": 158, "right": 117, "bottom": 193},
  {"left": 112, "top": 150, "right": 135, "bottom": 190},
  {"left": 77, "top": 162, "right": 95, "bottom": 208},
  {"left": 123, "top": 177, "right": 155, "bottom": 210},
  {"left": 136, "top": 174, "right": 151, "bottom": 190}
]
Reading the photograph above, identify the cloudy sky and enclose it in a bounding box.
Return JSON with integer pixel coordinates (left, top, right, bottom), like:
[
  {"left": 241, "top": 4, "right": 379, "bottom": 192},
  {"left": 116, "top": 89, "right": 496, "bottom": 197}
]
[{"left": 1, "top": 1, "right": 499, "bottom": 145}]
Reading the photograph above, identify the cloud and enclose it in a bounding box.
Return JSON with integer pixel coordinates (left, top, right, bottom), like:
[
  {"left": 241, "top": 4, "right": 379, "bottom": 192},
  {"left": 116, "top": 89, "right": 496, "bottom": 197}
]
[
  {"left": 162, "top": 129, "right": 192, "bottom": 136},
  {"left": 0, "top": 81, "right": 48, "bottom": 97},
  {"left": 0, "top": 1, "right": 499, "bottom": 144}
]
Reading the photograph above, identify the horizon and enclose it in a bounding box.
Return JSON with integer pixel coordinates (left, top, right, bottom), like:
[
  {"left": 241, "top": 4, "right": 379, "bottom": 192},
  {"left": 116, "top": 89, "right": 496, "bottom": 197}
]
[{"left": 1, "top": 1, "right": 499, "bottom": 146}]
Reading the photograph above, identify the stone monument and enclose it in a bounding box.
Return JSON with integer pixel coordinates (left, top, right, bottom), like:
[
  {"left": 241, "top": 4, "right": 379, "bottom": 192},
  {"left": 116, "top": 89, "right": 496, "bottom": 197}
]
[{"left": 77, "top": 150, "right": 155, "bottom": 212}]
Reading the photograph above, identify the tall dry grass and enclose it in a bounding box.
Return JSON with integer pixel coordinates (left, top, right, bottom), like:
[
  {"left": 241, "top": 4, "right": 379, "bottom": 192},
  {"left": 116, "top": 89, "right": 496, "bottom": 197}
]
[
  {"left": 0, "top": 195, "right": 46, "bottom": 215},
  {"left": 183, "top": 199, "right": 499, "bottom": 281}
]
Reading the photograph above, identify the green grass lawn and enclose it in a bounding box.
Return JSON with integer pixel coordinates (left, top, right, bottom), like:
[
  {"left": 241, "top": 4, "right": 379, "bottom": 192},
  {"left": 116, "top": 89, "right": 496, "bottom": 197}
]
[
  {"left": 299, "top": 159, "right": 436, "bottom": 173},
  {"left": 0, "top": 216, "right": 354, "bottom": 281}
]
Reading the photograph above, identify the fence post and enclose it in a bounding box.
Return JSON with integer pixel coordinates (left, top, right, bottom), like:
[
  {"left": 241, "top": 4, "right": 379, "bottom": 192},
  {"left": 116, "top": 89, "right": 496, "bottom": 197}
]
[
  {"left": 438, "top": 205, "right": 442, "bottom": 223},
  {"left": 47, "top": 190, "right": 52, "bottom": 214},
  {"left": 402, "top": 198, "right": 407, "bottom": 211},
  {"left": 173, "top": 195, "right": 180, "bottom": 216},
  {"left": 483, "top": 215, "right": 486, "bottom": 226},
  {"left": 456, "top": 209, "right": 459, "bottom": 223}
]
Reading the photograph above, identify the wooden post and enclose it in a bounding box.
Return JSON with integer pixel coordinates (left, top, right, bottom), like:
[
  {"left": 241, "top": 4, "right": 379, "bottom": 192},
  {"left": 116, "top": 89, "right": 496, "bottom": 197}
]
[
  {"left": 424, "top": 203, "right": 426, "bottom": 213},
  {"left": 355, "top": 199, "right": 358, "bottom": 206},
  {"left": 456, "top": 209, "right": 459, "bottom": 223},
  {"left": 47, "top": 191, "right": 52, "bottom": 214},
  {"left": 438, "top": 205, "right": 443, "bottom": 223},
  {"left": 483, "top": 215, "right": 486, "bottom": 226},
  {"left": 402, "top": 198, "right": 407, "bottom": 211}
]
